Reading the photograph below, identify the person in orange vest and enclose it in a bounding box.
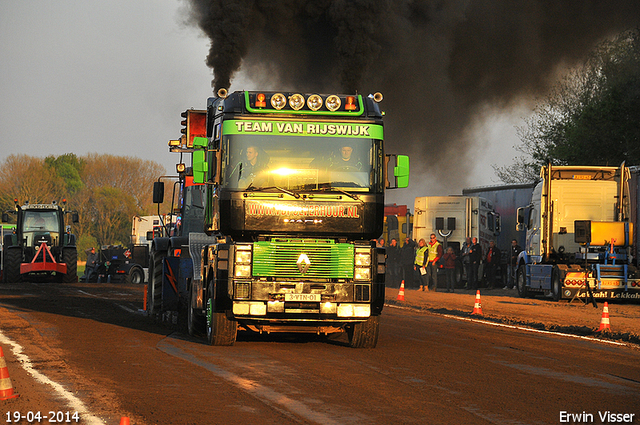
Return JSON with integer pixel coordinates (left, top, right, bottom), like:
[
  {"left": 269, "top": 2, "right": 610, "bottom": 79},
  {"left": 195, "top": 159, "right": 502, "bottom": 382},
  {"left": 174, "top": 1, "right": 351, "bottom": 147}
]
[{"left": 426, "top": 233, "right": 443, "bottom": 291}]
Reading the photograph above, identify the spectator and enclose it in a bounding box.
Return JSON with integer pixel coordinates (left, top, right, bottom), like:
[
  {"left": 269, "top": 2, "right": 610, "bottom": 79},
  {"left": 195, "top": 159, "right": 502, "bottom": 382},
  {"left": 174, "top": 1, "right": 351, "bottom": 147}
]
[
  {"left": 505, "top": 239, "right": 522, "bottom": 289},
  {"left": 469, "top": 237, "right": 482, "bottom": 290},
  {"left": 400, "top": 237, "right": 417, "bottom": 288},
  {"left": 461, "top": 237, "right": 472, "bottom": 289},
  {"left": 414, "top": 238, "right": 429, "bottom": 291},
  {"left": 84, "top": 247, "right": 99, "bottom": 282},
  {"left": 386, "top": 238, "right": 401, "bottom": 288},
  {"left": 426, "top": 233, "right": 443, "bottom": 291},
  {"left": 443, "top": 247, "right": 457, "bottom": 293},
  {"left": 485, "top": 240, "right": 501, "bottom": 289}
]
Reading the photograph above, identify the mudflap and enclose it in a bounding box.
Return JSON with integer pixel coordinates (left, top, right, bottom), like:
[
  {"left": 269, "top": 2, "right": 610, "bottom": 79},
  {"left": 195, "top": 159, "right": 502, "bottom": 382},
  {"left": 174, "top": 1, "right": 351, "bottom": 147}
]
[{"left": 162, "top": 257, "right": 192, "bottom": 311}]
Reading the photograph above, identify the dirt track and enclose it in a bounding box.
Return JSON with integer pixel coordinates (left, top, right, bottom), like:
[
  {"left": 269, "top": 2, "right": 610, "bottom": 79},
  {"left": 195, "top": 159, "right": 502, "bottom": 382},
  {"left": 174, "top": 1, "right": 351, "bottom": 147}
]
[{"left": 385, "top": 286, "right": 640, "bottom": 345}]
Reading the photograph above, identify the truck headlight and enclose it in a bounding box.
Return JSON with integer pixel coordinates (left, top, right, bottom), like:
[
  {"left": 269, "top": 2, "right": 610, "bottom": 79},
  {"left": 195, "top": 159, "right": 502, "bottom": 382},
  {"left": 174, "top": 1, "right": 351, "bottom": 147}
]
[
  {"left": 354, "top": 267, "right": 371, "bottom": 281},
  {"left": 235, "top": 264, "right": 251, "bottom": 278},
  {"left": 236, "top": 250, "right": 252, "bottom": 264},
  {"left": 355, "top": 251, "right": 371, "bottom": 266},
  {"left": 337, "top": 304, "right": 371, "bottom": 317},
  {"left": 234, "top": 245, "right": 252, "bottom": 278}
]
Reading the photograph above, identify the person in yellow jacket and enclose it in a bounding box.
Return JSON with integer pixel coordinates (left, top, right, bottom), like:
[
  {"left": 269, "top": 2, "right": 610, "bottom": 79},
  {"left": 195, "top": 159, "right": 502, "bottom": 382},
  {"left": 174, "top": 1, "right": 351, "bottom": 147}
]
[
  {"left": 426, "top": 233, "right": 443, "bottom": 291},
  {"left": 414, "top": 238, "right": 429, "bottom": 291}
]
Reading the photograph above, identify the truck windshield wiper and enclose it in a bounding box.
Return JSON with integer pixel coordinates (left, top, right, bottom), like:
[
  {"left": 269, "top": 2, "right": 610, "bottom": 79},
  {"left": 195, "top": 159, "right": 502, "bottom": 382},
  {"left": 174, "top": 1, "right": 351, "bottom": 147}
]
[
  {"left": 318, "top": 185, "right": 360, "bottom": 201},
  {"left": 245, "top": 185, "right": 301, "bottom": 199}
]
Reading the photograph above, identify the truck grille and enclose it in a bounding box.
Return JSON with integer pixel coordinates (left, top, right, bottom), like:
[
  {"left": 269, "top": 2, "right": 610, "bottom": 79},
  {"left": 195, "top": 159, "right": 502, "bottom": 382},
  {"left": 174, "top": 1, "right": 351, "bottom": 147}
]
[{"left": 253, "top": 239, "right": 354, "bottom": 279}]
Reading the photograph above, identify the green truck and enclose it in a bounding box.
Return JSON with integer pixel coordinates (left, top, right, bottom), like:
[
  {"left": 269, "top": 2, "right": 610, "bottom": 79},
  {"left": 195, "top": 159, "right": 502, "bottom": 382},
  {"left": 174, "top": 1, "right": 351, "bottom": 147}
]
[{"left": 169, "top": 90, "right": 408, "bottom": 347}]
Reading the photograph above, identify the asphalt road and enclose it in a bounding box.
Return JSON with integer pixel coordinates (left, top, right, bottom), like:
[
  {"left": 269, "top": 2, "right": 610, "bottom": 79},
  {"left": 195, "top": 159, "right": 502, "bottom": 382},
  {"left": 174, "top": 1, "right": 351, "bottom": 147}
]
[{"left": 1, "top": 282, "right": 639, "bottom": 425}]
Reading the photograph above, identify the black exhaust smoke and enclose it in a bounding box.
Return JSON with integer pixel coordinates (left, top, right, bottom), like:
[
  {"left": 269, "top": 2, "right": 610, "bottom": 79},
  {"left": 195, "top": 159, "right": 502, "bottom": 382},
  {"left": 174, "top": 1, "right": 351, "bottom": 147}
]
[{"left": 185, "top": 0, "right": 640, "bottom": 191}]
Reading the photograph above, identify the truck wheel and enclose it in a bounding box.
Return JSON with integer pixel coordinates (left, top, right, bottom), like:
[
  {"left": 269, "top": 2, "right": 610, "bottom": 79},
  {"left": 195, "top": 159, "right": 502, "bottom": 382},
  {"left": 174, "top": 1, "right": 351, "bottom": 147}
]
[
  {"left": 126, "top": 266, "right": 144, "bottom": 285},
  {"left": 4, "top": 248, "right": 23, "bottom": 283},
  {"left": 206, "top": 285, "right": 237, "bottom": 346},
  {"left": 347, "top": 315, "right": 379, "bottom": 348},
  {"left": 62, "top": 248, "right": 78, "bottom": 283},
  {"left": 516, "top": 265, "right": 528, "bottom": 298},
  {"left": 551, "top": 268, "right": 562, "bottom": 301},
  {"left": 187, "top": 282, "right": 205, "bottom": 337},
  {"left": 148, "top": 248, "right": 166, "bottom": 315}
]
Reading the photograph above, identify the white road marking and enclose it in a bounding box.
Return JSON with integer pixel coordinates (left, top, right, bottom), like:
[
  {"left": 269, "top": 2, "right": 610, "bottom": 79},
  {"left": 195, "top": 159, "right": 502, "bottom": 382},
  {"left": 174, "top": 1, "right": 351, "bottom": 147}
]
[
  {"left": 0, "top": 330, "right": 106, "bottom": 425},
  {"left": 385, "top": 303, "right": 629, "bottom": 347}
]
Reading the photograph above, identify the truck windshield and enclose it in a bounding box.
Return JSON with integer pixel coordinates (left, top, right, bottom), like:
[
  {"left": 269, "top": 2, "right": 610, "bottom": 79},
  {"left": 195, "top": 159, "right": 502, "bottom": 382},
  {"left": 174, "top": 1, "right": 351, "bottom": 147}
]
[{"left": 221, "top": 134, "right": 383, "bottom": 193}]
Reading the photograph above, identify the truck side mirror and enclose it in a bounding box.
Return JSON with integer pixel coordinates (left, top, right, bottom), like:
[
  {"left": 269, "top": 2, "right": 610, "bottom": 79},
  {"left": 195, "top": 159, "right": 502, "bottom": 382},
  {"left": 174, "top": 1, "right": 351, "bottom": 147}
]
[
  {"left": 153, "top": 182, "right": 165, "bottom": 204},
  {"left": 72, "top": 212, "right": 79, "bottom": 223},
  {"left": 516, "top": 207, "right": 525, "bottom": 232},
  {"left": 192, "top": 136, "right": 209, "bottom": 184},
  {"left": 1, "top": 213, "right": 8, "bottom": 223},
  {"left": 394, "top": 155, "right": 410, "bottom": 188},
  {"left": 385, "top": 154, "right": 410, "bottom": 189}
]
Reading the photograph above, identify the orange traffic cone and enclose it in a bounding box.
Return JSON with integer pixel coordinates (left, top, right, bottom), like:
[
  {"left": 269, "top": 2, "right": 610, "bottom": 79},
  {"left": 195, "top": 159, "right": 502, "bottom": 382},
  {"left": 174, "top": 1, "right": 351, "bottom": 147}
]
[
  {"left": 597, "top": 302, "right": 611, "bottom": 332},
  {"left": 120, "top": 418, "right": 130, "bottom": 425},
  {"left": 0, "top": 346, "right": 20, "bottom": 400},
  {"left": 397, "top": 280, "right": 405, "bottom": 301},
  {"left": 471, "top": 290, "right": 483, "bottom": 315}
]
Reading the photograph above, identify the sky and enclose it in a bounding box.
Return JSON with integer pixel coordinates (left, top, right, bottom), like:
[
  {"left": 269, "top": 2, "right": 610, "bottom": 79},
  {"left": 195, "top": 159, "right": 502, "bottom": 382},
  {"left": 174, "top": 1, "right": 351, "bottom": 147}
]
[{"left": 0, "top": 1, "right": 588, "bottom": 209}]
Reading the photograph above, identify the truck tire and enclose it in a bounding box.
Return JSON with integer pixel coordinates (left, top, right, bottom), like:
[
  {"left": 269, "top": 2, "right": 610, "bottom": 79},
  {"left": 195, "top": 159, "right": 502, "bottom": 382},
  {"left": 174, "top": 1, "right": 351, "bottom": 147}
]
[
  {"left": 62, "top": 248, "right": 78, "bottom": 283},
  {"left": 516, "top": 264, "right": 528, "bottom": 298},
  {"left": 126, "top": 266, "right": 144, "bottom": 285},
  {"left": 347, "top": 315, "right": 380, "bottom": 348},
  {"left": 4, "top": 248, "right": 23, "bottom": 283},
  {"left": 551, "top": 267, "right": 562, "bottom": 301},
  {"left": 148, "top": 248, "right": 166, "bottom": 315},
  {"left": 187, "top": 281, "right": 205, "bottom": 337},
  {"left": 206, "top": 285, "right": 237, "bottom": 346}
]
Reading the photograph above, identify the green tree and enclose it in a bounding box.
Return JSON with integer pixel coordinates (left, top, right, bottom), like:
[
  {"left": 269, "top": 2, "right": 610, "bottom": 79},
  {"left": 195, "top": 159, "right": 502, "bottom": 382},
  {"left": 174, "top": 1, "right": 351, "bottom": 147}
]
[
  {"left": 44, "top": 153, "right": 84, "bottom": 195},
  {"left": 496, "top": 28, "right": 640, "bottom": 183}
]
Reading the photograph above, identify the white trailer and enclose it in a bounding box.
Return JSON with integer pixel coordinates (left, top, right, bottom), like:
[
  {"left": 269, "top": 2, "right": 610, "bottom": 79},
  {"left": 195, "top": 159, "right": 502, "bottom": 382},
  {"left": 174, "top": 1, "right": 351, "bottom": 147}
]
[{"left": 413, "top": 196, "right": 501, "bottom": 284}]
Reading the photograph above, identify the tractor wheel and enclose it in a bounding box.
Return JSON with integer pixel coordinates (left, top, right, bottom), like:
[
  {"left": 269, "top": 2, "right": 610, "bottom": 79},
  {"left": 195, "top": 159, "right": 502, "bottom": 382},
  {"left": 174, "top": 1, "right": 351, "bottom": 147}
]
[
  {"left": 206, "top": 285, "right": 237, "bottom": 346},
  {"left": 187, "top": 281, "right": 205, "bottom": 337},
  {"left": 148, "top": 248, "right": 167, "bottom": 315},
  {"left": 4, "top": 248, "right": 23, "bottom": 283},
  {"left": 62, "top": 248, "right": 78, "bottom": 283},
  {"left": 347, "top": 315, "right": 380, "bottom": 348}
]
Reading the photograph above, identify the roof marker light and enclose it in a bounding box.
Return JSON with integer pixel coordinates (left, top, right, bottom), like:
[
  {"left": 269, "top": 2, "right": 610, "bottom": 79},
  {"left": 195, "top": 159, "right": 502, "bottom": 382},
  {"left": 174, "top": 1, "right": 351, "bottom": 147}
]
[
  {"left": 256, "top": 93, "right": 266, "bottom": 108},
  {"left": 307, "top": 94, "right": 323, "bottom": 111},
  {"left": 271, "top": 93, "right": 287, "bottom": 110},
  {"left": 289, "top": 94, "right": 305, "bottom": 110},
  {"left": 326, "top": 95, "right": 341, "bottom": 111},
  {"left": 345, "top": 96, "right": 357, "bottom": 111}
]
